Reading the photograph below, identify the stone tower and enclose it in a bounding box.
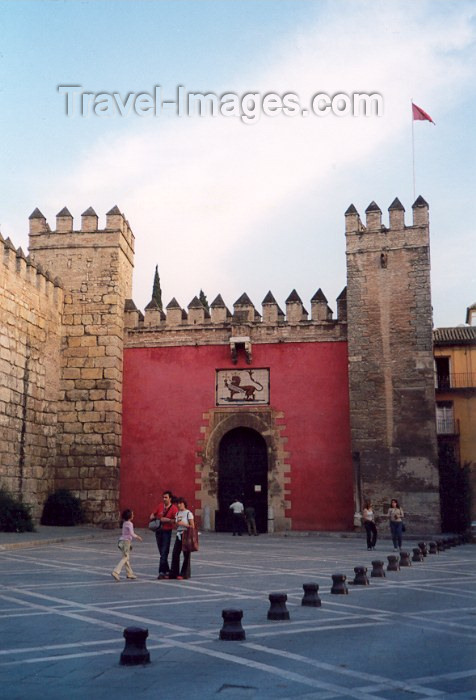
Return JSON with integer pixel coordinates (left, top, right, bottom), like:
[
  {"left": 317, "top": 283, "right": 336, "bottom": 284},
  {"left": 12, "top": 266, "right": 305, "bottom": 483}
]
[
  {"left": 345, "top": 196, "right": 440, "bottom": 531},
  {"left": 28, "top": 206, "right": 134, "bottom": 525}
]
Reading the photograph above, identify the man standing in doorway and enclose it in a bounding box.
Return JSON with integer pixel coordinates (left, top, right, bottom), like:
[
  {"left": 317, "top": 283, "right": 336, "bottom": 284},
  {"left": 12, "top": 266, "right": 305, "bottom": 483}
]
[
  {"left": 245, "top": 504, "right": 258, "bottom": 536},
  {"left": 229, "top": 497, "right": 245, "bottom": 536},
  {"left": 150, "top": 490, "right": 178, "bottom": 579}
]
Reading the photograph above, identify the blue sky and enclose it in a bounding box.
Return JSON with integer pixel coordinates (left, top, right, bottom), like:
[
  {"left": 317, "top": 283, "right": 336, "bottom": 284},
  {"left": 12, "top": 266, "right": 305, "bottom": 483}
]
[{"left": 1, "top": 0, "right": 475, "bottom": 326}]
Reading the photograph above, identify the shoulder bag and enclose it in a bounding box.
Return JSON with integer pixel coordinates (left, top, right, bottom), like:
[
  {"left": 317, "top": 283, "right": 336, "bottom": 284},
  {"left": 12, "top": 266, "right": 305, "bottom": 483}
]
[
  {"left": 182, "top": 518, "right": 199, "bottom": 553},
  {"left": 149, "top": 504, "right": 174, "bottom": 532},
  {"left": 149, "top": 517, "right": 162, "bottom": 532}
]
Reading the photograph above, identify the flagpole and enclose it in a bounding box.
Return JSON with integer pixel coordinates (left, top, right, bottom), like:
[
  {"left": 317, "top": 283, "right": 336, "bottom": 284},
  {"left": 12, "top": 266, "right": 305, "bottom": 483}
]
[{"left": 411, "top": 99, "right": 416, "bottom": 200}]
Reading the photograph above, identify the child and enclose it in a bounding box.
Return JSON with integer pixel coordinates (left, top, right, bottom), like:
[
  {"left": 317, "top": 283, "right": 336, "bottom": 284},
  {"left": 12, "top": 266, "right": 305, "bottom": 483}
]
[{"left": 112, "top": 509, "right": 142, "bottom": 581}]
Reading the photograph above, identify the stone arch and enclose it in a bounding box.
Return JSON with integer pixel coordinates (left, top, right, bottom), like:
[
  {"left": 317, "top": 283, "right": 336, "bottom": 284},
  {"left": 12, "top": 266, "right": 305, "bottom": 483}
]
[{"left": 195, "top": 407, "right": 291, "bottom": 532}]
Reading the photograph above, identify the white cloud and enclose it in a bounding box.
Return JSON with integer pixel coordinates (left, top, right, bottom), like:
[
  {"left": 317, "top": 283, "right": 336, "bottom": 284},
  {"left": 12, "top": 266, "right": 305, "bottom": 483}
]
[{"left": 25, "top": 1, "right": 476, "bottom": 317}]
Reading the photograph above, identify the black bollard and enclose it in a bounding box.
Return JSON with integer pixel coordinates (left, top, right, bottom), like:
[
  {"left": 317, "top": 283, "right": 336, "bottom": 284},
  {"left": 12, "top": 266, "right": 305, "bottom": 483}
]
[
  {"left": 331, "top": 573, "right": 349, "bottom": 594},
  {"left": 412, "top": 547, "right": 424, "bottom": 562},
  {"left": 302, "top": 582, "right": 322, "bottom": 607},
  {"left": 428, "top": 541, "right": 438, "bottom": 554},
  {"left": 267, "top": 593, "right": 290, "bottom": 620},
  {"left": 399, "top": 551, "right": 411, "bottom": 567},
  {"left": 120, "top": 627, "right": 150, "bottom": 666},
  {"left": 418, "top": 542, "right": 428, "bottom": 557},
  {"left": 370, "top": 560, "right": 386, "bottom": 578},
  {"left": 387, "top": 555, "right": 400, "bottom": 572},
  {"left": 219, "top": 609, "right": 246, "bottom": 640},
  {"left": 352, "top": 566, "right": 370, "bottom": 586}
]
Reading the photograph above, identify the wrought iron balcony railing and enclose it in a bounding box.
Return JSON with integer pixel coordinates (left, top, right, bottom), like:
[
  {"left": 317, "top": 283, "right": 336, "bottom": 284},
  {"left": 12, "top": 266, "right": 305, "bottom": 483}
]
[{"left": 436, "top": 372, "right": 476, "bottom": 390}]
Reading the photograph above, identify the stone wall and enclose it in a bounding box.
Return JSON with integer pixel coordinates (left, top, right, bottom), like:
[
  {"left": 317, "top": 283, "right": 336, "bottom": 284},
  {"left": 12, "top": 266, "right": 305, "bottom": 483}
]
[
  {"left": 0, "top": 233, "right": 63, "bottom": 517},
  {"left": 28, "top": 206, "right": 134, "bottom": 525},
  {"left": 124, "top": 287, "right": 347, "bottom": 349},
  {"left": 346, "top": 197, "right": 440, "bottom": 530}
]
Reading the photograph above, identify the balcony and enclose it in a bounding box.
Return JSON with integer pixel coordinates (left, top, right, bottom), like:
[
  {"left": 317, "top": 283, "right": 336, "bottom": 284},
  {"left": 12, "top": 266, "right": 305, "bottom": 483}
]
[
  {"left": 435, "top": 372, "right": 476, "bottom": 390},
  {"left": 436, "top": 417, "right": 460, "bottom": 436}
]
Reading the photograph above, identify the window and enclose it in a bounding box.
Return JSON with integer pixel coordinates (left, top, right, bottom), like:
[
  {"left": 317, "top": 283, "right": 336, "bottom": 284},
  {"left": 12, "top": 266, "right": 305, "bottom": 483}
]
[
  {"left": 436, "top": 401, "right": 455, "bottom": 434},
  {"left": 435, "top": 356, "right": 451, "bottom": 390}
]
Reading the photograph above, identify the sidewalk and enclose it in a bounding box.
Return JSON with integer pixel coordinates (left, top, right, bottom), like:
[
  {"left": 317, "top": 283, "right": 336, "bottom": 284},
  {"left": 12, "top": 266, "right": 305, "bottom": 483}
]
[{"left": 0, "top": 524, "right": 108, "bottom": 550}]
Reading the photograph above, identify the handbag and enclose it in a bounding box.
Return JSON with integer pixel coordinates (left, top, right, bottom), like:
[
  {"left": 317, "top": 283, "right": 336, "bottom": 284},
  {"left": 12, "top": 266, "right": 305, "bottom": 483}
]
[
  {"left": 401, "top": 521, "right": 406, "bottom": 533},
  {"left": 182, "top": 525, "right": 199, "bottom": 553},
  {"left": 148, "top": 518, "right": 162, "bottom": 532}
]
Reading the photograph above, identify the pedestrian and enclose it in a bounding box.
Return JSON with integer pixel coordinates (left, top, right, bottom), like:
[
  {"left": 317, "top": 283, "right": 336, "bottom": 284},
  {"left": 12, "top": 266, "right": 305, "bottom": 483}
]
[
  {"left": 387, "top": 498, "right": 404, "bottom": 551},
  {"left": 170, "top": 497, "right": 194, "bottom": 580},
  {"left": 229, "top": 497, "right": 244, "bottom": 536},
  {"left": 362, "top": 500, "right": 377, "bottom": 550},
  {"left": 150, "top": 490, "right": 178, "bottom": 579},
  {"left": 244, "top": 504, "right": 258, "bottom": 536},
  {"left": 112, "top": 509, "right": 142, "bottom": 581}
]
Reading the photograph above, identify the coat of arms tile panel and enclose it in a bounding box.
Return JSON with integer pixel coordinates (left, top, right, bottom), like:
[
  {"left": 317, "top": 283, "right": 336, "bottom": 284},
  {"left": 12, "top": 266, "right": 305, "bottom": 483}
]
[{"left": 216, "top": 368, "right": 270, "bottom": 406}]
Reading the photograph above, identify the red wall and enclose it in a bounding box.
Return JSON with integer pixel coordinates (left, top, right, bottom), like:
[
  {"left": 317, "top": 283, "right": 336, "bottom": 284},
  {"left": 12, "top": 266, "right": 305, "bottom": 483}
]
[{"left": 120, "top": 341, "right": 354, "bottom": 530}]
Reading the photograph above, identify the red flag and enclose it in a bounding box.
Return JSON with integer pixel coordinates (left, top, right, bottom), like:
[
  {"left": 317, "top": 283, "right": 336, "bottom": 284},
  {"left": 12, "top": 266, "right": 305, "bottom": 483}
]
[{"left": 412, "top": 102, "right": 435, "bottom": 124}]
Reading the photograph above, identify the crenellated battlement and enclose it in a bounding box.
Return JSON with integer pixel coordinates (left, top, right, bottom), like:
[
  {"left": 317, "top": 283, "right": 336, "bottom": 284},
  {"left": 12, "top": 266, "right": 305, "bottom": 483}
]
[
  {"left": 345, "top": 196, "right": 429, "bottom": 249},
  {"left": 28, "top": 205, "right": 135, "bottom": 260},
  {"left": 124, "top": 287, "right": 348, "bottom": 347},
  {"left": 0, "top": 231, "right": 63, "bottom": 308}
]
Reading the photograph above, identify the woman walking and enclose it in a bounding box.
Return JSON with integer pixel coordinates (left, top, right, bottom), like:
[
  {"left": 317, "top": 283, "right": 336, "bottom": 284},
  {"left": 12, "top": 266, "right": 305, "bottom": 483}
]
[
  {"left": 362, "top": 501, "right": 377, "bottom": 550},
  {"left": 170, "top": 498, "right": 194, "bottom": 580},
  {"left": 387, "top": 499, "right": 404, "bottom": 551}
]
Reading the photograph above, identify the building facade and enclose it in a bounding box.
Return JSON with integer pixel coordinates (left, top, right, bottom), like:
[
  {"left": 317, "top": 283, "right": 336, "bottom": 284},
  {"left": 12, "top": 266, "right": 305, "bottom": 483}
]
[
  {"left": 434, "top": 313, "right": 476, "bottom": 526},
  {"left": 0, "top": 197, "right": 443, "bottom": 532}
]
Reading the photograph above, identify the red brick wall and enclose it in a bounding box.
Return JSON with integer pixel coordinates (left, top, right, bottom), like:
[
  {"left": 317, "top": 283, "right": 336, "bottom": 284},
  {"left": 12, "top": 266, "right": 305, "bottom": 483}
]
[{"left": 121, "top": 341, "right": 353, "bottom": 530}]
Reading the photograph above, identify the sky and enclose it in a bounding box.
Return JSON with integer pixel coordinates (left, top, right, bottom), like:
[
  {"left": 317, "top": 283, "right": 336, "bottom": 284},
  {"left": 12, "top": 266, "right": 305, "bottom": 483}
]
[{"left": 1, "top": 0, "right": 475, "bottom": 327}]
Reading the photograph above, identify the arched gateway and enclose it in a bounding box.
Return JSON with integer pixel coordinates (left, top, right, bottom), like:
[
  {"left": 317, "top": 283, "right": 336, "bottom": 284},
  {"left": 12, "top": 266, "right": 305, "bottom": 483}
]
[
  {"left": 217, "top": 427, "right": 268, "bottom": 532},
  {"left": 195, "top": 408, "right": 291, "bottom": 533}
]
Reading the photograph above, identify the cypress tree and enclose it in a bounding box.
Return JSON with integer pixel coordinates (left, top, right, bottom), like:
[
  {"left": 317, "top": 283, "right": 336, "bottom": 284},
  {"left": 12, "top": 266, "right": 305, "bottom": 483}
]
[
  {"left": 152, "top": 265, "right": 163, "bottom": 310},
  {"left": 199, "top": 289, "right": 209, "bottom": 312}
]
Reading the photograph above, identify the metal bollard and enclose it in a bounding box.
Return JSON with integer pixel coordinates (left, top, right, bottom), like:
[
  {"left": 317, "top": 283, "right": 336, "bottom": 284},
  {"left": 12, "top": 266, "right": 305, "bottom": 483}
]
[
  {"left": 412, "top": 547, "right": 424, "bottom": 562},
  {"left": 219, "top": 609, "right": 246, "bottom": 640},
  {"left": 302, "top": 582, "right": 322, "bottom": 607},
  {"left": 418, "top": 542, "right": 428, "bottom": 557},
  {"left": 370, "top": 560, "right": 386, "bottom": 578},
  {"left": 399, "top": 551, "right": 411, "bottom": 567},
  {"left": 267, "top": 593, "right": 290, "bottom": 620},
  {"left": 387, "top": 555, "right": 400, "bottom": 572},
  {"left": 331, "top": 573, "right": 349, "bottom": 594},
  {"left": 428, "top": 541, "right": 438, "bottom": 554},
  {"left": 352, "top": 566, "right": 370, "bottom": 586},
  {"left": 120, "top": 627, "right": 150, "bottom": 666}
]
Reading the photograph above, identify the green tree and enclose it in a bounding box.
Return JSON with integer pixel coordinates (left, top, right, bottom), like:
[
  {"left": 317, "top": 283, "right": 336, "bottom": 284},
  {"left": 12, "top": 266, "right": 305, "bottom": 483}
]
[
  {"left": 199, "top": 289, "right": 209, "bottom": 312},
  {"left": 152, "top": 265, "right": 162, "bottom": 309}
]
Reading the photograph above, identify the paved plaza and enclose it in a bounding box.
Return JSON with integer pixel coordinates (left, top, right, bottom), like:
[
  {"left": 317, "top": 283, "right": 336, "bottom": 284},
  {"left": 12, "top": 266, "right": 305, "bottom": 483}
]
[{"left": 0, "top": 529, "right": 475, "bottom": 699}]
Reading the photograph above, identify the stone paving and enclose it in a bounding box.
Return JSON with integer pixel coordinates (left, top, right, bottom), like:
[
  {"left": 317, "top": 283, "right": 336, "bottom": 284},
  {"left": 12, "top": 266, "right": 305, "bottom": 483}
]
[{"left": 0, "top": 530, "right": 475, "bottom": 699}]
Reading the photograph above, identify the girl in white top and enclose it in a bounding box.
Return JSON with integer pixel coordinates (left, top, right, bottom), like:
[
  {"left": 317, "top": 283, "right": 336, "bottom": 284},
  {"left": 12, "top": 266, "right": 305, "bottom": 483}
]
[
  {"left": 170, "top": 498, "right": 194, "bottom": 579},
  {"left": 362, "top": 501, "right": 377, "bottom": 550}
]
